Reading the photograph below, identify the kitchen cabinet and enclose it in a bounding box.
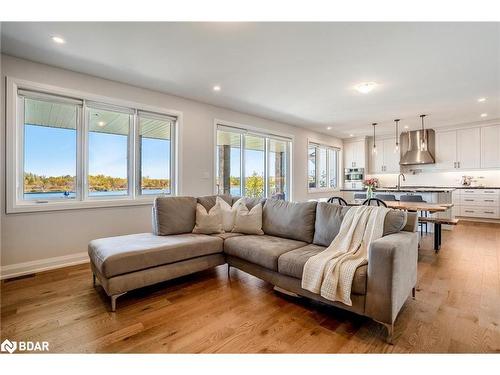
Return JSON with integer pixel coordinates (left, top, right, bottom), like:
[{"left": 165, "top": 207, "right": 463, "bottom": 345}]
[
  {"left": 370, "top": 137, "right": 400, "bottom": 173},
  {"left": 481, "top": 125, "right": 500, "bottom": 168},
  {"left": 344, "top": 139, "right": 366, "bottom": 169},
  {"left": 454, "top": 189, "right": 500, "bottom": 220},
  {"left": 435, "top": 128, "right": 480, "bottom": 170},
  {"left": 435, "top": 130, "right": 457, "bottom": 169},
  {"left": 457, "top": 128, "right": 481, "bottom": 169}
]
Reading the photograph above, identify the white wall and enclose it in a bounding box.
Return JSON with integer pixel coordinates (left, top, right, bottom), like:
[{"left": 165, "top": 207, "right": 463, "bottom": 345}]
[{"left": 0, "top": 54, "right": 342, "bottom": 274}]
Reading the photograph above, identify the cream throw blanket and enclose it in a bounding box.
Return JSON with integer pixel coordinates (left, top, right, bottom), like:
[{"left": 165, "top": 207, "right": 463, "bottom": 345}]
[{"left": 301, "top": 205, "right": 390, "bottom": 306}]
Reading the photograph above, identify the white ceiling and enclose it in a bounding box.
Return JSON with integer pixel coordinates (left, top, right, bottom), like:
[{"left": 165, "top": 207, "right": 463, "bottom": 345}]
[{"left": 2, "top": 22, "right": 499, "bottom": 138}]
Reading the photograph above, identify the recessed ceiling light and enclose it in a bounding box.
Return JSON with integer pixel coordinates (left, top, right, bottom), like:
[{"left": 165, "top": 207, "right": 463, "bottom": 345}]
[
  {"left": 51, "top": 36, "right": 66, "bottom": 44},
  {"left": 213, "top": 85, "right": 221, "bottom": 92},
  {"left": 98, "top": 121, "right": 106, "bottom": 127},
  {"left": 480, "top": 113, "right": 488, "bottom": 118},
  {"left": 404, "top": 125, "right": 409, "bottom": 129},
  {"left": 477, "top": 97, "right": 487, "bottom": 102},
  {"left": 349, "top": 134, "right": 354, "bottom": 137},
  {"left": 354, "top": 82, "right": 378, "bottom": 94},
  {"left": 326, "top": 126, "right": 332, "bottom": 130}
]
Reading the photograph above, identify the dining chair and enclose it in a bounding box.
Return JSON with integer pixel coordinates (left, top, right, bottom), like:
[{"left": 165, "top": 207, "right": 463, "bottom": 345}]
[
  {"left": 327, "top": 196, "right": 349, "bottom": 206},
  {"left": 362, "top": 198, "right": 388, "bottom": 207}
]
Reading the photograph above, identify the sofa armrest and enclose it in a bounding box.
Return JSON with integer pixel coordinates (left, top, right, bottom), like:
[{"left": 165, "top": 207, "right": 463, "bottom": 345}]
[{"left": 365, "top": 231, "right": 418, "bottom": 325}]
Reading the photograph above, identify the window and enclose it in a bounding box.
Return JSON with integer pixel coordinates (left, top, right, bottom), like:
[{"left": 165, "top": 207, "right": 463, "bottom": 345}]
[
  {"left": 216, "top": 124, "right": 291, "bottom": 200},
  {"left": 138, "top": 112, "right": 174, "bottom": 195},
  {"left": 308, "top": 142, "right": 339, "bottom": 191},
  {"left": 88, "top": 106, "right": 131, "bottom": 197},
  {"left": 9, "top": 82, "right": 178, "bottom": 212},
  {"left": 23, "top": 97, "right": 79, "bottom": 200}
]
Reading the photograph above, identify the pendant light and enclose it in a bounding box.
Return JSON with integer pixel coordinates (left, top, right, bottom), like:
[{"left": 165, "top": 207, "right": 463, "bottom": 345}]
[
  {"left": 420, "top": 114, "right": 427, "bottom": 151},
  {"left": 394, "top": 119, "right": 400, "bottom": 153},
  {"left": 372, "top": 123, "right": 378, "bottom": 154}
]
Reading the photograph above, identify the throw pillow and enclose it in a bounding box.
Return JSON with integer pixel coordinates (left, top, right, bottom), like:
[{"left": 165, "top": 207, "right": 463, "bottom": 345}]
[
  {"left": 217, "top": 196, "right": 244, "bottom": 232},
  {"left": 192, "top": 202, "right": 224, "bottom": 234},
  {"left": 232, "top": 202, "right": 264, "bottom": 235}
]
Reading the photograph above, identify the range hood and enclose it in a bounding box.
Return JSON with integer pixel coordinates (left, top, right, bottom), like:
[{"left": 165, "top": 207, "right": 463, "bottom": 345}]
[{"left": 399, "top": 129, "right": 435, "bottom": 165}]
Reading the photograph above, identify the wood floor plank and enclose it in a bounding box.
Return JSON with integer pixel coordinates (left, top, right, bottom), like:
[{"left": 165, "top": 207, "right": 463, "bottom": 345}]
[{"left": 1, "top": 221, "right": 500, "bottom": 353}]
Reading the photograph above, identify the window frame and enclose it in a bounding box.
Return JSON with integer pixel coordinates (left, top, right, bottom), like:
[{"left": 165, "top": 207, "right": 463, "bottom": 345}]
[
  {"left": 214, "top": 120, "right": 293, "bottom": 200},
  {"left": 307, "top": 141, "right": 340, "bottom": 193},
  {"left": 6, "top": 77, "right": 181, "bottom": 213}
]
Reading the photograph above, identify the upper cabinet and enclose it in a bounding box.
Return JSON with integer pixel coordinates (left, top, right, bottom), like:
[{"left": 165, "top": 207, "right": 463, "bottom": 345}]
[
  {"left": 435, "top": 128, "right": 481, "bottom": 170},
  {"left": 481, "top": 125, "right": 500, "bottom": 168},
  {"left": 344, "top": 139, "right": 366, "bottom": 169},
  {"left": 369, "top": 137, "right": 400, "bottom": 173}
]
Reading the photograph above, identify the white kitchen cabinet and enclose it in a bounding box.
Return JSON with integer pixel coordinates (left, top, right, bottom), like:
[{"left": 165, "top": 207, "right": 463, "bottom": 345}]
[
  {"left": 370, "top": 138, "right": 400, "bottom": 173},
  {"left": 435, "top": 130, "right": 457, "bottom": 169},
  {"left": 481, "top": 125, "right": 500, "bottom": 168},
  {"left": 457, "top": 128, "right": 481, "bottom": 169},
  {"left": 344, "top": 139, "right": 366, "bottom": 169},
  {"left": 382, "top": 138, "right": 400, "bottom": 172},
  {"left": 435, "top": 128, "right": 480, "bottom": 170}
]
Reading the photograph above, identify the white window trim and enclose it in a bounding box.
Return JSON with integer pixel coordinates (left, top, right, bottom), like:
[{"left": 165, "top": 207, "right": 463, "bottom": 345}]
[
  {"left": 6, "top": 77, "right": 182, "bottom": 214},
  {"left": 213, "top": 119, "right": 294, "bottom": 201},
  {"left": 307, "top": 139, "right": 340, "bottom": 193}
]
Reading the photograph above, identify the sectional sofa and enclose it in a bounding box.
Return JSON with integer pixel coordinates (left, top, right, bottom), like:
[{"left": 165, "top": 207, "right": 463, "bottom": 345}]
[{"left": 88, "top": 195, "right": 418, "bottom": 343}]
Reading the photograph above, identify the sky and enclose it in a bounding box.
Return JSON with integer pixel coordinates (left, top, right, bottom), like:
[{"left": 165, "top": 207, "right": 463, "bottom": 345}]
[{"left": 24, "top": 125, "right": 170, "bottom": 179}]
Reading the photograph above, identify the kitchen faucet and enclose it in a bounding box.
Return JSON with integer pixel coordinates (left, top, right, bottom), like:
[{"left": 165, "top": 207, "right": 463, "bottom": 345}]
[{"left": 397, "top": 173, "right": 406, "bottom": 190}]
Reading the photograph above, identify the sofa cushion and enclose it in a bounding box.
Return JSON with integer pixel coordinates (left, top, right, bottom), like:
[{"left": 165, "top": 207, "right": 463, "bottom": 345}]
[
  {"left": 262, "top": 199, "right": 317, "bottom": 243},
  {"left": 89, "top": 233, "right": 223, "bottom": 278},
  {"left": 383, "top": 210, "right": 408, "bottom": 235},
  {"left": 313, "top": 202, "right": 351, "bottom": 246},
  {"left": 278, "top": 244, "right": 368, "bottom": 295},
  {"left": 232, "top": 196, "right": 267, "bottom": 210},
  {"left": 223, "top": 235, "right": 307, "bottom": 270},
  {"left": 197, "top": 194, "right": 233, "bottom": 211},
  {"left": 312, "top": 203, "right": 408, "bottom": 246},
  {"left": 153, "top": 196, "right": 197, "bottom": 235}
]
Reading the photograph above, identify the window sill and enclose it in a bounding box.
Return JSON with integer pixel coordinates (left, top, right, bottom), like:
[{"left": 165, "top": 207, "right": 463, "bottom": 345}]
[
  {"left": 6, "top": 196, "right": 162, "bottom": 214},
  {"left": 308, "top": 188, "right": 339, "bottom": 194}
]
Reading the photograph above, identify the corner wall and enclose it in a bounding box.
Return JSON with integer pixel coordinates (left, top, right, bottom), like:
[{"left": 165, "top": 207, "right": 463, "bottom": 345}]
[{"left": 0, "top": 54, "right": 342, "bottom": 276}]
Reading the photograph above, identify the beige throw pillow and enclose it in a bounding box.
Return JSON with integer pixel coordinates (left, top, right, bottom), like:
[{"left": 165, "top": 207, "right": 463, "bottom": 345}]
[
  {"left": 217, "top": 196, "right": 244, "bottom": 232},
  {"left": 192, "top": 202, "right": 224, "bottom": 234},
  {"left": 232, "top": 202, "right": 264, "bottom": 235}
]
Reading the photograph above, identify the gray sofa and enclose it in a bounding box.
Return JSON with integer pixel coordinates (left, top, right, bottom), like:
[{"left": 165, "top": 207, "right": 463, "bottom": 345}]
[{"left": 88, "top": 195, "right": 418, "bottom": 343}]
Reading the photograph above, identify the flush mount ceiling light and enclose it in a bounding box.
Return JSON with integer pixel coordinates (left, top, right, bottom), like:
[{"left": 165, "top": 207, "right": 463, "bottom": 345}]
[
  {"left": 212, "top": 85, "right": 221, "bottom": 92},
  {"left": 354, "top": 82, "right": 378, "bottom": 94},
  {"left": 98, "top": 121, "right": 106, "bottom": 127},
  {"left": 480, "top": 113, "right": 488, "bottom": 118},
  {"left": 477, "top": 97, "right": 487, "bottom": 102},
  {"left": 51, "top": 36, "right": 66, "bottom": 44}
]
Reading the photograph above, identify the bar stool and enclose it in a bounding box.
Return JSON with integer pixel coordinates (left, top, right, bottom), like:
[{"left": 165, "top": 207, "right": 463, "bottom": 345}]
[{"left": 400, "top": 194, "right": 428, "bottom": 234}]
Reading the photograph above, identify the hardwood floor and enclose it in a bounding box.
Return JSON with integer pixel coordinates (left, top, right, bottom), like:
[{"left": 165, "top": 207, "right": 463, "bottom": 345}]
[{"left": 1, "top": 221, "right": 500, "bottom": 353}]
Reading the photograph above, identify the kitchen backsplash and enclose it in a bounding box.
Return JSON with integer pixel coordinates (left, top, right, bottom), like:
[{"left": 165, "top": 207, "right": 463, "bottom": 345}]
[{"left": 366, "top": 170, "right": 500, "bottom": 187}]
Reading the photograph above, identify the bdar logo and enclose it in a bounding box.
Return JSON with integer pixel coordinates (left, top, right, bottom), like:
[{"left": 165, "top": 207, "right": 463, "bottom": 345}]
[{"left": 1, "top": 339, "right": 17, "bottom": 354}]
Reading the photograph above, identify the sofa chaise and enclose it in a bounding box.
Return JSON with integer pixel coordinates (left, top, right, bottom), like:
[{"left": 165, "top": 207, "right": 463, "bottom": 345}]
[{"left": 88, "top": 195, "right": 418, "bottom": 343}]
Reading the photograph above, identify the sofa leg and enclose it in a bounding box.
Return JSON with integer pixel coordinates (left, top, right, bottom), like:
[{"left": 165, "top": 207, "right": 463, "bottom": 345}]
[
  {"left": 110, "top": 292, "right": 126, "bottom": 312},
  {"left": 375, "top": 320, "right": 394, "bottom": 344},
  {"left": 227, "top": 264, "right": 231, "bottom": 280},
  {"left": 92, "top": 273, "right": 97, "bottom": 287},
  {"left": 383, "top": 322, "right": 394, "bottom": 345},
  {"left": 412, "top": 287, "right": 416, "bottom": 299}
]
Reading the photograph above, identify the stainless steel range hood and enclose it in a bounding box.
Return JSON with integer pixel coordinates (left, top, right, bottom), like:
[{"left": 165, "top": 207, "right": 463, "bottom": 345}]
[{"left": 399, "top": 129, "right": 435, "bottom": 165}]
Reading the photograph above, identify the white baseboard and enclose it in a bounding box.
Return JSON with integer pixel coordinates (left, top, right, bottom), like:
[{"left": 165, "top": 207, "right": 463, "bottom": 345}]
[{"left": 1, "top": 252, "right": 89, "bottom": 280}]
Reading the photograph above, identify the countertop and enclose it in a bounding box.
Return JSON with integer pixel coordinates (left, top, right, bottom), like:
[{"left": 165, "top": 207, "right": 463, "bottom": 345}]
[{"left": 341, "top": 186, "right": 500, "bottom": 192}]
